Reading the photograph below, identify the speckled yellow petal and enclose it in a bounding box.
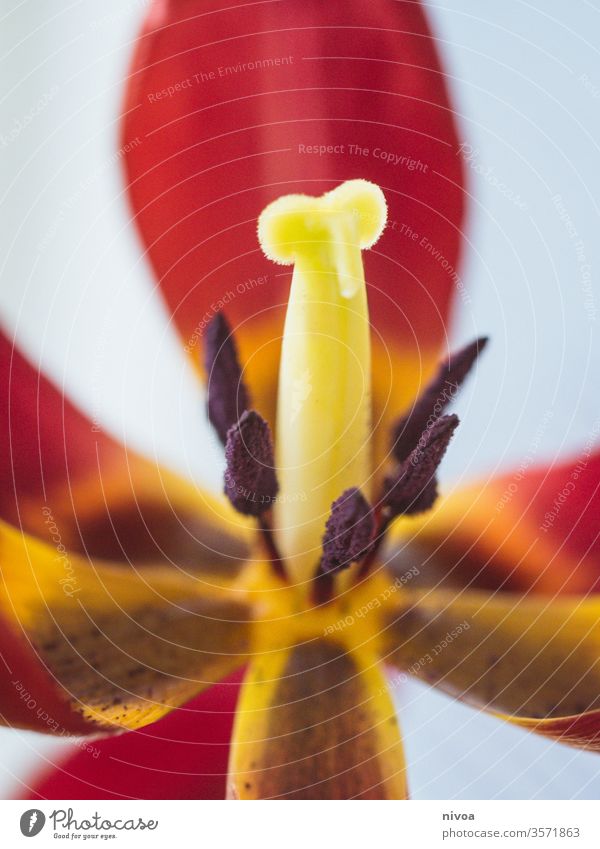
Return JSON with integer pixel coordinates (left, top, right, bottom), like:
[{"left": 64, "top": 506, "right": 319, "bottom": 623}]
[
  {"left": 227, "top": 640, "right": 407, "bottom": 799},
  {"left": 0, "top": 520, "right": 252, "bottom": 733},
  {"left": 383, "top": 587, "right": 600, "bottom": 748}
]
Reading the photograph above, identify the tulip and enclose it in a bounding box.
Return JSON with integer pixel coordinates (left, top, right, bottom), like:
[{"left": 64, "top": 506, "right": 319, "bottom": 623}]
[{"left": 2, "top": 0, "right": 598, "bottom": 802}]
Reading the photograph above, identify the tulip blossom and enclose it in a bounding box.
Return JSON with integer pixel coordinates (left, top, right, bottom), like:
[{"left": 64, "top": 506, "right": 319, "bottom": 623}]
[
  {"left": 7, "top": 177, "right": 600, "bottom": 801},
  {"left": 1, "top": 0, "right": 599, "bottom": 802}
]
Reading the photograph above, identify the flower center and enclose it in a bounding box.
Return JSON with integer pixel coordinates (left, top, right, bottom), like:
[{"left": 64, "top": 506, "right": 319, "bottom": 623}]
[
  {"left": 235, "top": 559, "right": 395, "bottom": 655},
  {"left": 202, "top": 180, "right": 486, "bottom": 615}
]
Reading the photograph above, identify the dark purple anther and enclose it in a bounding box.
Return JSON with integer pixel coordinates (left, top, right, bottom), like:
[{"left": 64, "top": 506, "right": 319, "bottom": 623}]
[
  {"left": 392, "top": 336, "right": 487, "bottom": 462},
  {"left": 204, "top": 312, "right": 250, "bottom": 445},
  {"left": 320, "top": 487, "right": 375, "bottom": 574},
  {"left": 224, "top": 410, "right": 278, "bottom": 517},
  {"left": 384, "top": 414, "right": 459, "bottom": 517}
]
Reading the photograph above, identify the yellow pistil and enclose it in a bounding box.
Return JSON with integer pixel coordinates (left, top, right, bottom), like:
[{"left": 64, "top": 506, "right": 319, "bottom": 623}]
[{"left": 258, "top": 180, "right": 387, "bottom": 585}]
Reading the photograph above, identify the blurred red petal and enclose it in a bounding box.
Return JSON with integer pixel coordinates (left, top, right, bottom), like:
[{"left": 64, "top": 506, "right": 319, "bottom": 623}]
[
  {"left": 122, "top": 0, "right": 465, "bottom": 423},
  {"left": 0, "top": 328, "right": 249, "bottom": 570},
  {"left": 514, "top": 709, "right": 600, "bottom": 750},
  {"left": 0, "top": 328, "right": 120, "bottom": 528},
  {"left": 22, "top": 671, "right": 243, "bottom": 800},
  {"left": 396, "top": 449, "right": 600, "bottom": 594}
]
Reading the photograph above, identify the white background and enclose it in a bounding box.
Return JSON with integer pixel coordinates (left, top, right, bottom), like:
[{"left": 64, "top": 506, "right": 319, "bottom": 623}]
[{"left": 1, "top": 0, "right": 600, "bottom": 799}]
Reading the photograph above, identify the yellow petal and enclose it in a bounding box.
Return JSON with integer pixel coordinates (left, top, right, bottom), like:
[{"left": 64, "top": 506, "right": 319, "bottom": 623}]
[
  {"left": 227, "top": 640, "right": 407, "bottom": 799},
  {"left": 383, "top": 586, "right": 600, "bottom": 744},
  {"left": 0, "top": 520, "right": 252, "bottom": 732}
]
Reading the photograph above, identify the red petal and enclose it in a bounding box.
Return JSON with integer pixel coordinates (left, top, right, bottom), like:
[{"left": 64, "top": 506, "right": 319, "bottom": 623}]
[
  {"left": 0, "top": 329, "right": 250, "bottom": 569},
  {"left": 122, "top": 0, "right": 464, "bottom": 412},
  {"left": 497, "top": 449, "right": 600, "bottom": 588},
  {"left": 22, "top": 671, "right": 243, "bottom": 800},
  {"left": 399, "top": 448, "right": 600, "bottom": 594},
  {"left": 515, "top": 710, "right": 600, "bottom": 749},
  {"left": 0, "top": 329, "right": 120, "bottom": 526}
]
